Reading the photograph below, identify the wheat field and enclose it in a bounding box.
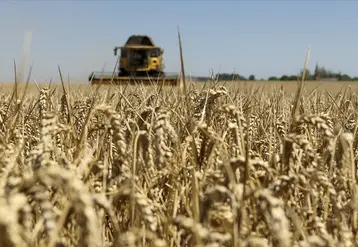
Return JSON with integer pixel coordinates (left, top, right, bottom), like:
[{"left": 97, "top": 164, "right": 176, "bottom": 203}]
[
  {"left": 2, "top": 79, "right": 358, "bottom": 94},
  {"left": 1, "top": 78, "right": 358, "bottom": 247}
]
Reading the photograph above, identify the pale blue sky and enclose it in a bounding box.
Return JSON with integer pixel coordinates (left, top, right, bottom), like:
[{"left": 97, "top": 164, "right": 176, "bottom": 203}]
[{"left": 0, "top": 0, "right": 357, "bottom": 82}]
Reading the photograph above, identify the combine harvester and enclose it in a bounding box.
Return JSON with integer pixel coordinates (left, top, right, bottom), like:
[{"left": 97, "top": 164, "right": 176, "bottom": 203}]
[{"left": 89, "top": 35, "right": 180, "bottom": 86}]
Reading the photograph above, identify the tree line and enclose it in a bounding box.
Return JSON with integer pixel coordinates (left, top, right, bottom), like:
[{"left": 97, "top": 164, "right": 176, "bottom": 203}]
[{"left": 196, "top": 64, "right": 358, "bottom": 81}]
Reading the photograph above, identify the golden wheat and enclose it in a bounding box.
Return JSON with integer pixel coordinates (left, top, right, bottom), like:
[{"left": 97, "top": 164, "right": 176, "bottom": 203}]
[{"left": 0, "top": 80, "right": 358, "bottom": 247}]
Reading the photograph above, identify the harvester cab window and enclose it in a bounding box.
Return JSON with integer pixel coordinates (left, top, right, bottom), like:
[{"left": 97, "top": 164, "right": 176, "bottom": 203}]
[
  {"left": 121, "top": 49, "right": 127, "bottom": 57},
  {"left": 150, "top": 48, "right": 160, "bottom": 57},
  {"left": 132, "top": 50, "right": 147, "bottom": 59},
  {"left": 129, "top": 50, "right": 148, "bottom": 67}
]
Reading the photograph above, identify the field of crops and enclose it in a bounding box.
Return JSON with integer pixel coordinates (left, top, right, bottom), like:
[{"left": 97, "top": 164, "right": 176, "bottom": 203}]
[
  {"left": 2, "top": 79, "right": 358, "bottom": 95},
  {"left": 1, "top": 78, "right": 358, "bottom": 247}
]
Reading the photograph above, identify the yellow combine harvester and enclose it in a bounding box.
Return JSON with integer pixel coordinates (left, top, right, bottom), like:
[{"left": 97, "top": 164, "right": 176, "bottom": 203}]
[{"left": 89, "top": 35, "right": 180, "bottom": 86}]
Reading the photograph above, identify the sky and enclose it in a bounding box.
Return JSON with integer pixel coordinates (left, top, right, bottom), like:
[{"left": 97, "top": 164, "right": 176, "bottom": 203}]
[{"left": 1, "top": 0, "right": 358, "bottom": 83}]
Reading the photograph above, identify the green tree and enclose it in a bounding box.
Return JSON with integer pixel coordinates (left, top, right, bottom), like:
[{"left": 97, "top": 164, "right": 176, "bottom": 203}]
[
  {"left": 215, "top": 73, "right": 248, "bottom": 81},
  {"left": 249, "top": 74, "right": 256, "bottom": 81},
  {"left": 300, "top": 69, "right": 312, "bottom": 80},
  {"left": 280, "top": 75, "right": 290, "bottom": 81},
  {"left": 289, "top": 75, "right": 298, "bottom": 81},
  {"left": 339, "top": 73, "right": 351, "bottom": 81},
  {"left": 268, "top": 76, "right": 279, "bottom": 81},
  {"left": 314, "top": 62, "right": 320, "bottom": 80}
]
